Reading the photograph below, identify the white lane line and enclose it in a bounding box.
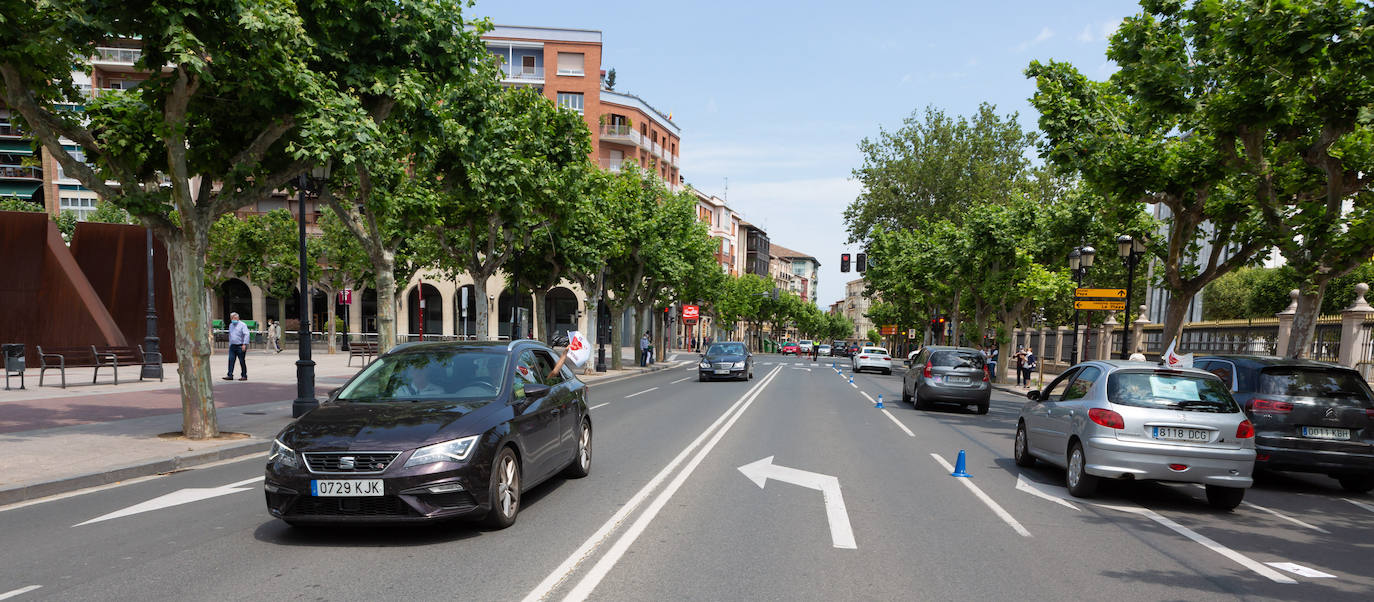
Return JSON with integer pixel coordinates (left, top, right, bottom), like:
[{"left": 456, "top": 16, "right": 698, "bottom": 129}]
[
  {"left": 859, "top": 391, "right": 875, "bottom": 403},
  {"left": 930, "top": 453, "right": 1031, "bottom": 537},
  {"left": 1241, "top": 501, "right": 1328, "bottom": 533},
  {"left": 849, "top": 382, "right": 857, "bottom": 388},
  {"left": 1345, "top": 498, "right": 1374, "bottom": 514},
  {"left": 624, "top": 387, "right": 658, "bottom": 399},
  {"left": 589, "top": 403, "right": 610, "bottom": 411},
  {"left": 0, "top": 586, "right": 42, "bottom": 600},
  {"left": 880, "top": 410, "right": 915, "bottom": 437},
  {"left": 1265, "top": 562, "right": 1337, "bottom": 579},
  {"left": 522, "top": 365, "right": 784, "bottom": 602},
  {"left": 1087, "top": 500, "right": 1297, "bottom": 583},
  {"left": 563, "top": 367, "right": 784, "bottom": 601},
  {"left": 671, "top": 377, "right": 690, "bottom": 384}
]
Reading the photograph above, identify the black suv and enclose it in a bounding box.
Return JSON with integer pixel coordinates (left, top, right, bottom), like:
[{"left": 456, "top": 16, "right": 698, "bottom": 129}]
[{"left": 1196, "top": 355, "right": 1374, "bottom": 492}]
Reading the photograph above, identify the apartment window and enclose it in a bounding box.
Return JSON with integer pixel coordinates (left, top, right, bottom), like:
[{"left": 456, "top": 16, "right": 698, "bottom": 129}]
[
  {"left": 556, "top": 52, "right": 585, "bottom": 76},
  {"left": 641, "top": 124, "right": 647, "bottom": 136},
  {"left": 556, "top": 92, "right": 584, "bottom": 114},
  {"left": 59, "top": 196, "right": 97, "bottom": 221},
  {"left": 608, "top": 150, "right": 623, "bottom": 172},
  {"left": 521, "top": 55, "right": 536, "bottom": 76}
]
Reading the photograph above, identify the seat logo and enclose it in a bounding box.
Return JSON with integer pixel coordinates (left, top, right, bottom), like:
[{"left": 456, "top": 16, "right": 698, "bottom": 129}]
[{"left": 339, "top": 456, "right": 356, "bottom": 470}]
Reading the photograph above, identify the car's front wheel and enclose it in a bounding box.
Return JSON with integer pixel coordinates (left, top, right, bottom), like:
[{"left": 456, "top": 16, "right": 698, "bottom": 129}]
[
  {"left": 484, "top": 447, "right": 521, "bottom": 529},
  {"left": 563, "top": 419, "right": 592, "bottom": 479},
  {"left": 1205, "top": 484, "right": 1245, "bottom": 510},
  {"left": 1014, "top": 422, "right": 1035, "bottom": 467},
  {"left": 1066, "top": 442, "right": 1098, "bottom": 498}
]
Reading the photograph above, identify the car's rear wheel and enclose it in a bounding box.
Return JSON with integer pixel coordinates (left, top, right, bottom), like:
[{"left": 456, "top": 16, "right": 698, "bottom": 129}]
[
  {"left": 1205, "top": 484, "right": 1245, "bottom": 510},
  {"left": 1014, "top": 423, "right": 1035, "bottom": 467},
  {"left": 1066, "top": 442, "right": 1098, "bottom": 498},
  {"left": 563, "top": 418, "right": 592, "bottom": 479},
  {"left": 484, "top": 447, "right": 521, "bottom": 529},
  {"left": 974, "top": 401, "right": 989, "bottom": 415},
  {"left": 1337, "top": 474, "right": 1374, "bottom": 493},
  {"left": 901, "top": 383, "right": 912, "bottom": 404},
  {"left": 914, "top": 386, "right": 930, "bottom": 410}
]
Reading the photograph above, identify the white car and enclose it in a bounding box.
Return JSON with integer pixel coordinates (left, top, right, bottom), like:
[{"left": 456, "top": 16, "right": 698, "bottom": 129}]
[
  {"left": 851, "top": 346, "right": 892, "bottom": 374},
  {"left": 798, "top": 340, "right": 814, "bottom": 354},
  {"left": 817, "top": 344, "right": 832, "bottom": 356}
]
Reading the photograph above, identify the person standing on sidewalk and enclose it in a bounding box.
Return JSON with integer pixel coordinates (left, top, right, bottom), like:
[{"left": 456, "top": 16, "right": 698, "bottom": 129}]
[
  {"left": 1014, "top": 345, "right": 1028, "bottom": 386},
  {"left": 1022, "top": 348, "right": 1038, "bottom": 388},
  {"left": 224, "top": 312, "right": 249, "bottom": 381},
  {"left": 640, "top": 332, "right": 650, "bottom": 367}
]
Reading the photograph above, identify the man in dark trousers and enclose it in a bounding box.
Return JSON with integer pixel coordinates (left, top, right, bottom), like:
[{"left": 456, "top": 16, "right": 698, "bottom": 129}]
[
  {"left": 640, "top": 332, "right": 650, "bottom": 367},
  {"left": 224, "top": 312, "right": 249, "bottom": 381}
]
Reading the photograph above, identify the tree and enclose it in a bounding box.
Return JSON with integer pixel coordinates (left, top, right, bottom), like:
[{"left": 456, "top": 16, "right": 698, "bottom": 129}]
[
  {"left": 600, "top": 165, "right": 669, "bottom": 367},
  {"left": 605, "top": 68, "right": 617, "bottom": 91},
  {"left": 313, "top": 210, "right": 372, "bottom": 353},
  {"left": 0, "top": 1, "right": 477, "bottom": 438},
  {"left": 205, "top": 210, "right": 315, "bottom": 325}
]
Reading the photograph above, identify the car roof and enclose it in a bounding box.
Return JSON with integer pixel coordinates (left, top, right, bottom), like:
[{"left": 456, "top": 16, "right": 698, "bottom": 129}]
[
  {"left": 382, "top": 340, "right": 549, "bottom": 357},
  {"left": 1073, "top": 359, "right": 1219, "bottom": 378},
  {"left": 1196, "top": 354, "right": 1351, "bottom": 370},
  {"left": 924, "top": 345, "right": 983, "bottom": 353}
]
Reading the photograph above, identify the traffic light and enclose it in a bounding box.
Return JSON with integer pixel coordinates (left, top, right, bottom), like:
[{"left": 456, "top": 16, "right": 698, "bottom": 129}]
[
  {"left": 856, "top": 253, "right": 867, "bottom": 272},
  {"left": 840, "top": 253, "right": 851, "bottom": 272}
]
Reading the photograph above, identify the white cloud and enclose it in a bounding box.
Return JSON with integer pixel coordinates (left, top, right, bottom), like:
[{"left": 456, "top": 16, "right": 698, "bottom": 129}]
[
  {"left": 1079, "top": 20, "right": 1122, "bottom": 43},
  {"left": 1077, "top": 24, "right": 1094, "bottom": 43},
  {"left": 1013, "top": 26, "right": 1055, "bottom": 52},
  {"left": 1101, "top": 19, "right": 1120, "bottom": 41}
]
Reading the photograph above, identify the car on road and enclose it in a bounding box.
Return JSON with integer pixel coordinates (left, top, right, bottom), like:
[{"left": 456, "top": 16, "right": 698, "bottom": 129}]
[
  {"left": 798, "top": 340, "right": 814, "bottom": 355},
  {"left": 817, "top": 344, "right": 832, "bottom": 357},
  {"left": 903, "top": 346, "right": 991, "bottom": 414},
  {"left": 851, "top": 346, "right": 892, "bottom": 374},
  {"left": 699, "top": 341, "right": 754, "bottom": 381},
  {"left": 781, "top": 342, "right": 800, "bottom": 355},
  {"left": 264, "top": 340, "right": 592, "bottom": 528},
  {"left": 1014, "top": 360, "right": 1255, "bottom": 509},
  {"left": 830, "top": 340, "right": 852, "bottom": 357},
  {"left": 1196, "top": 355, "right": 1374, "bottom": 492}
]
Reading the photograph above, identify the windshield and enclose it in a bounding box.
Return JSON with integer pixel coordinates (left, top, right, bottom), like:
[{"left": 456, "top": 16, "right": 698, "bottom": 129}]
[
  {"left": 707, "top": 343, "right": 747, "bottom": 356},
  {"left": 337, "top": 350, "right": 509, "bottom": 402},
  {"left": 1107, "top": 371, "right": 1239, "bottom": 413},
  {"left": 932, "top": 350, "right": 984, "bottom": 368},
  {"left": 1259, "top": 368, "right": 1374, "bottom": 408}
]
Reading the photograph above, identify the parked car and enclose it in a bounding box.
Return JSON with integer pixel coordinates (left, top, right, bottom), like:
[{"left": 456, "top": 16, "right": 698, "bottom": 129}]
[
  {"left": 699, "top": 341, "right": 754, "bottom": 381},
  {"left": 1196, "top": 355, "right": 1374, "bottom": 492},
  {"left": 264, "top": 341, "right": 592, "bottom": 528},
  {"left": 817, "top": 344, "right": 832, "bottom": 357},
  {"left": 798, "top": 340, "right": 814, "bottom": 354},
  {"left": 1014, "top": 360, "right": 1255, "bottom": 509},
  {"left": 781, "top": 342, "right": 800, "bottom": 355},
  {"left": 851, "top": 346, "right": 892, "bottom": 374},
  {"left": 903, "top": 346, "right": 991, "bottom": 414}
]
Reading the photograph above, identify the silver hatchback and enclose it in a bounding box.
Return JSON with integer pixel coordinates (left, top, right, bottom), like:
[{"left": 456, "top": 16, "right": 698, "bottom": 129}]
[{"left": 1014, "top": 361, "right": 1256, "bottom": 510}]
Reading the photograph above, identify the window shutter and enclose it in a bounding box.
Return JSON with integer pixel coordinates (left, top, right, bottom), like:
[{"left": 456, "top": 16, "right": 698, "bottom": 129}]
[{"left": 557, "top": 52, "right": 584, "bottom": 75}]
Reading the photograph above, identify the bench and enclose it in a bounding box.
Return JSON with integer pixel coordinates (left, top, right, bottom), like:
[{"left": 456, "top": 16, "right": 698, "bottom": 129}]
[
  {"left": 36, "top": 344, "right": 162, "bottom": 388},
  {"left": 95, "top": 345, "right": 164, "bottom": 385},
  {"left": 348, "top": 342, "right": 379, "bottom": 367}
]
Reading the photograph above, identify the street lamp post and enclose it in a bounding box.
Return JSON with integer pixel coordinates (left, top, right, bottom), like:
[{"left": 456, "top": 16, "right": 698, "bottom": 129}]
[
  {"left": 1117, "top": 235, "right": 1148, "bottom": 359},
  {"left": 291, "top": 165, "right": 329, "bottom": 418},
  {"left": 1069, "top": 246, "right": 1096, "bottom": 365},
  {"left": 140, "top": 227, "right": 162, "bottom": 380},
  {"left": 595, "top": 291, "right": 607, "bottom": 372}
]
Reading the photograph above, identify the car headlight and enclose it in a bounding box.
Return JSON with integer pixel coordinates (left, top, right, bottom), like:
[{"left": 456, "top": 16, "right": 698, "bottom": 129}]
[
  {"left": 733, "top": 361, "right": 746, "bottom": 369},
  {"left": 268, "top": 439, "right": 299, "bottom": 469},
  {"left": 700, "top": 361, "right": 711, "bottom": 368},
  {"left": 405, "top": 435, "right": 480, "bottom": 468}
]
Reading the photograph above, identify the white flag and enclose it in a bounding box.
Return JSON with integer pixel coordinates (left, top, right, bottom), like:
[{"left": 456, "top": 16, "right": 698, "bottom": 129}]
[
  {"left": 1162, "top": 338, "right": 1192, "bottom": 369},
  {"left": 566, "top": 330, "right": 592, "bottom": 368}
]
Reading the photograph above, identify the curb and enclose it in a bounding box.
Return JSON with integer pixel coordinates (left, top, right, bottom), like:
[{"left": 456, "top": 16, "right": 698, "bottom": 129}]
[{"left": 0, "top": 438, "right": 270, "bottom": 507}]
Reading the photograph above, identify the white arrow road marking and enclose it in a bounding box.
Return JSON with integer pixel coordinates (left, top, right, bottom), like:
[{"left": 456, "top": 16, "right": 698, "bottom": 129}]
[
  {"left": 1265, "top": 562, "right": 1337, "bottom": 579},
  {"left": 737, "top": 456, "right": 857, "bottom": 549},
  {"left": 1014, "top": 473, "right": 1079, "bottom": 510},
  {"left": 74, "top": 476, "right": 264, "bottom": 527},
  {"left": 930, "top": 453, "right": 1031, "bottom": 537},
  {"left": 0, "top": 586, "right": 42, "bottom": 600},
  {"left": 1345, "top": 498, "right": 1374, "bottom": 514},
  {"left": 1242, "top": 501, "right": 1328, "bottom": 533}
]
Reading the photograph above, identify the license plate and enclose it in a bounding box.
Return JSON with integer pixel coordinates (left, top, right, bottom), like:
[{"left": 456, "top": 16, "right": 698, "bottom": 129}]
[
  {"left": 715, "top": 369, "right": 730, "bottom": 374},
  {"left": 311, "top": 479, "right": 384, "bottom": 497},
  {"left": 1151, "top": 427, "right": 1211, "bottom": 442},
  {"left": 1302, "top": 426, "right": 1350, "bottom": 440},
  {"left": 947, "top": 376, "right": 970, "bottom": 384}
]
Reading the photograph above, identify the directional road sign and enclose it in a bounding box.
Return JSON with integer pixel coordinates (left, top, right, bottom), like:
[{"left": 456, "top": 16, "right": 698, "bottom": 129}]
[
  {"left": 1075, "top": 300, "right": 1127, "bottom": 311},
  {"left": 1075, "top": 288, "right": 1127, "bottom": 298}
]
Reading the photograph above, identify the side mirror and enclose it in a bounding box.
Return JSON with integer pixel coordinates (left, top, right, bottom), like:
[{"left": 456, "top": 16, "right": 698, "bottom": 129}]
[
  {"left": 327, "top": 387, "right": 341, "bottom": 400},
  {"left": 1026, "top": 390, "right": 1042, "bottom": 402},
  {"left": 522, "top": 383, "right": 551, "bottom": 400}
]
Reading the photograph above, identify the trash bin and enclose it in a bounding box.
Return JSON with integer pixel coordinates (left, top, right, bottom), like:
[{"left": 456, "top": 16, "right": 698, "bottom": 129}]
[{"left": 3, "top": 343, "right": 25, "bottom": 390}]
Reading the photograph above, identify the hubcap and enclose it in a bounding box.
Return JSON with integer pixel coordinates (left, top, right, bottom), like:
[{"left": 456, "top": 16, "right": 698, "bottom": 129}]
[
  {"left": 579, "top": 425, "right": 591, "bottom": 469},
  {"left": 1069, "top": 449, "right": 1083, "bottom": 487},
  {"left": 1016, "top": 429, "right": 1026, "bottom": 458},
  {"left": 497, "top": 457, "right": 518, "bottom": 517}
]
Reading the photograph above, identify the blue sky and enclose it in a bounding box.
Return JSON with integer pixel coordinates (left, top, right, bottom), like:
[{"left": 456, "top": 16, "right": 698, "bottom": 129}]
[{"left": 472, "top": 0, "right": 1144, "bottom": 308}]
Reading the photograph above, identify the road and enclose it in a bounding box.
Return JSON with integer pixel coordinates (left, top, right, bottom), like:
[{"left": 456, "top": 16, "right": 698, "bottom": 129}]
[{"left": 2, "top": 354, "right": 1372, "bottom": 601}]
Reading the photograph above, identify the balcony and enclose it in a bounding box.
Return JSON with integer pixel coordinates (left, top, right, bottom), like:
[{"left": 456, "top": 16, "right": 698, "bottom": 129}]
[
  {"left": 597, "top": 158, "right": 623, "bottom": 173},
  {"left": 598, "top": 124, "right": 642, "bottom": 147},
  {"left": 93, "top": 46, "right": 142, "bottom": 64},
  {"left": 0, "top": 165, "right": 41, "bottom": 181},
  {"left": 671, "top": 154, "right": 680, "bottom": 168},
  {"left": 0, "top": 123, "right": 26, "bottom": 138},
  {"left": 499, "top": 64, "right": 544, "bottom": 83},
  {"left": 651, "top": 142, "right": 663, "bottom": 158}
]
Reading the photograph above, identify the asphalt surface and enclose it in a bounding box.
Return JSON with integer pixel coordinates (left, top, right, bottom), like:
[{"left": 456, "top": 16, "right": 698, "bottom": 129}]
[{"left": 1, "top": 354, "right": 1371, "bottom": 601}]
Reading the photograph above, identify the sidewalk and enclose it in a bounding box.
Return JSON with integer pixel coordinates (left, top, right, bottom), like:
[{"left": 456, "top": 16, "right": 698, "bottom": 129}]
[{"left": 0, "top": 346, "right": 688, "bottom": 506}]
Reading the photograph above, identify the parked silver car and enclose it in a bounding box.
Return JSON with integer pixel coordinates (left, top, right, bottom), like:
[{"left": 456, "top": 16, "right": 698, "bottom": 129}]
[{"left": 1014, "top": 360, "right": 1256, "bottom": 510}]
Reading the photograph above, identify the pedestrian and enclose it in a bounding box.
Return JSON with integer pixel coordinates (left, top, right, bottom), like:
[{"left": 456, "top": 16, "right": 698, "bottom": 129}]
[
  {"left": 265, "top": 319, "right": 279, "bottom": 353},
  {"left": 640, "top": 332, "right": 650, "bottom": 367},
  {"left": 1015, "top": 345, "right": 1028, "bottom": 386},
  {"left": 1022, "top": 348, "right": 1038, "bottom": 388},
  {"left": 987, "top": 346, "right": 998, "bottom": 383},
  {"left": 273, "top": 319, "right": 283, "bottom": 353},
  {"left": 1129, "top": 345, "right": 1147, "bottom": 362},
  {"left": 224, "top": 312, "right": 249, "bottom": 381}
]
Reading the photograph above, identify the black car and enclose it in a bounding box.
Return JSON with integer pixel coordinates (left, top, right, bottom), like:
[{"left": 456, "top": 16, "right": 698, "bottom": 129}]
[
  {"left": 903, "top": 345, "right": 992, "bottom": 414},
  {"left": 831, "top": 340, "right": 851, "bottom": 358},
  {"left": 264, "top": 341, "right": 592, "bottom": 528},
  {"left": 698, "top": 341, "right": 754, "bottom": 381},
  {"left": 1196, "top": 355, "right": 1374, "bottom": 492}
]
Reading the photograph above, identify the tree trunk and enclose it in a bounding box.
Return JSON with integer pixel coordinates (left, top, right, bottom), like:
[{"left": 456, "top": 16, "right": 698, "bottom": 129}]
[
  {"left": 326, "top": 298, "right": 337, "bottom": 354},
  {"left": 608, "top": 301, "right": 623, "bottom": 369},
  {"left": 532, "top": 288, "right": 548, "bottom": 342},
  {"left": 374, "top": 251, "right": 398, "bottom": 351},
  {"left": 950, "top": 290, "right": 962, "bottom": 346},
  {"left": 1158, "top": 284, "right": 1201, "bottom": 353},
  {"left": 582, "top": 292, "right": 599, "bottom": 375},
  {"left": 471, "top": 275, "right": 490, "bottom": 342},
  {"left": 165, "top": 232, "right": 219, "bottom": 439},
  {"left": 997, "top": 309, "right": 1020, "bottom": 384},
  {"left": 632, "top": 303, "right": 647, "bottom": 365},
  {"left": 276, "top": 297, "right": 286, "bottom": 324},
  {"left": 1286, "top": 283, "right": 1331, "bottom": 359}
]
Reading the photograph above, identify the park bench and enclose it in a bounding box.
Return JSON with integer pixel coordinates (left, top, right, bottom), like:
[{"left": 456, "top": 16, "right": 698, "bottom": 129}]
[
  {"left": 95, "top": 345, "right": 164, "bottom": 385},
  {"left": 348, "top": 342, "right": 380, "bottom": 367},
  {"left": 36, "top": 344, "right": 162, "bottom": 388}
]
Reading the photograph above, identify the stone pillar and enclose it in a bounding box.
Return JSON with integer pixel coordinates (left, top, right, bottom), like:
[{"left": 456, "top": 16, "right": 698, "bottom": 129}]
[
  {"left": 439, "top": 285, "right": 455, "bottom": 337},
  {"left": 1274, "top": 289, "right": 1298, "bottom": 357},
  {"left": 1036, "top": 327, "right": 1049, "bottom": 367},
  {"left": 348, "top": 293, "right": 363, "bottom": 338},
  {"left": 248, "top": 283, "right": 266, "bottom": 325},
  {"left": 1338, "top": 283, "right": 1374, "bottom": 368},
  {"left": 395, "top": 283, "right": 411, "bottom": 337},
  {"left": 1132, "top": 304, "right": 1149, "bottom": 357},
  {"left": 1076, "top": 325, "right": 1087, "bottom": 364},
  {"left": 1054, "top": 326, "right": 1068, "bottom": 365},
  {"left": 1100, "top": 312, "right": 1117, "bottom": 360}
]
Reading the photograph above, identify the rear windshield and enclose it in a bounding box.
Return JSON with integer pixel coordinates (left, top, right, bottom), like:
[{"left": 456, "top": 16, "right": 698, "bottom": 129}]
[
  {"left": 1107, "top": 371, "right": 1240, "bottom": 413},
  {"left": 1258, "top": 368, "right": 1374, "bottom": 408},
  {"left": 932, "top": 351, "right": 984, "bottom": 368},
  {"left": 862, "top": 348, "right": 888, "bottom": 355}
]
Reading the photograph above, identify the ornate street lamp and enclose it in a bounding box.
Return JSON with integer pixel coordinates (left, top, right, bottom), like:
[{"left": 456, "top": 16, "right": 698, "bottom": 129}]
[
  {"left": 1117, "top": 235, "right": 1148, "bottom": 359},
  {"left": 140, "top": 227, "right": 162, "bottom": 380},
  {"left": 292, "top": 164, "right": 330, "bottom": 418},
  {"left": 1069, "top": 246, "right": 1096, "bottom": 364}
]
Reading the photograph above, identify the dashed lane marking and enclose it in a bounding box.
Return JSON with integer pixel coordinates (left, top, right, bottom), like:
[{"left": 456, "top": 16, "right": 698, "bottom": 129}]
[
  {"left": 624, "top": 387, "right": 658, "bottom": 399},
  {"left": 930, "top": 453, "right": 1031, "bottom": 537},
  {"left": 671, "top": 377, "right": 691, "bottom": 384},
  {"left": 0, "top": 586, "right": 42, "bottom": 600},
  {"left": 589, "top": 403, "right": 610, "bottom": 410},
  {"left": 880, "top": 410, "right": 915, "bottom": 437}
]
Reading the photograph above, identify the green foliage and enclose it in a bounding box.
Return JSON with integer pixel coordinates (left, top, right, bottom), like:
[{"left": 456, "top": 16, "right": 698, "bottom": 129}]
[
  {"left": 866, "top": 329, "right": 881, "bottom": 344},
  {"left": 205, "top": 210, "right": 316, "bottom": 298},
  {"left": 0, "top": 197, "right": 43, "bottom": 212},
  {"left": 87, "top": 201, "right": 134, "bottom": 224}
]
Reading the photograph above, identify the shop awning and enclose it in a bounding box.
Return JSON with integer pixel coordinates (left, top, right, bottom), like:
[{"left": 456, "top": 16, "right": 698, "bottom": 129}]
[
  {"left": 0, "top": 182, "right": 41, "bottom": 199},
  {"left": 0, "top": 140, "right": 36, "bottom": 155}
]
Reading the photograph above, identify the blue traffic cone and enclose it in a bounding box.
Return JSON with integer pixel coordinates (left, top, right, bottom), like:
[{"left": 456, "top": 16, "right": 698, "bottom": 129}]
[
  {"left": 875, "top": 394, "right": 884, "bottom": 409},
  {"left": 848, "top": 377, "right": 854, "bottom": 384},
  {"left": 951, "top": 450, "right": 972, "bottom": 478}
]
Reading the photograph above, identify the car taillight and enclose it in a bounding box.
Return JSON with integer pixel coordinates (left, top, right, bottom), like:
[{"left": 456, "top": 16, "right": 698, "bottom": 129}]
[
  {"left": 1249, "top": 399, "right": 1293, "bottom": 414},
  {"left": 1088, "top": 408, "right": 1125, "bottom": 429},
  {"left": 982, "top": 366, "right": 990, "bottom": 382},
  {"left": 1366, "top": 409, "right": 1374, "bottom": 419},
  {"left": 923, "top": 361, "right": 933, "bottom": 378},
  {"left": 859, "top": 355, "right": 868, "bottom": 359},
  {"left": 1168, "top": 464, "right": 1189, "bottom": 472},
  {"left": 1236, "top": 419, "right": 1255, "bottom": 439}
]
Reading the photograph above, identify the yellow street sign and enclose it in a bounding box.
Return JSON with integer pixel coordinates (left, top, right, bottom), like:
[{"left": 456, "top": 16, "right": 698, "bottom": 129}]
[
  {"left": 1074, "top": 300, "right": 1126, "bottom": 311},
  {"left": 1075, "top": 288, "right": 1127, "bottom": 298}
]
